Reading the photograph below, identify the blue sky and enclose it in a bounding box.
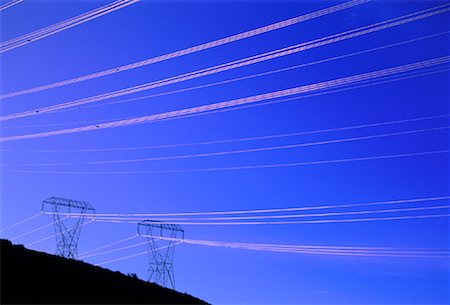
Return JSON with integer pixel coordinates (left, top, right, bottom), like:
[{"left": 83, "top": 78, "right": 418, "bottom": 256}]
[{"left": 0, "top": 0, "right": 449, "bottom": 304}]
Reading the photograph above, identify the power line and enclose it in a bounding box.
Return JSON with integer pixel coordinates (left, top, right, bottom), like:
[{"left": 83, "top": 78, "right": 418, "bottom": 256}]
[
  {"left": 25, "top": 219, "right": 94, "bottom": 247},
  {"left": 54, "top": 30, "right": 449, "bottom": 114},
  {"left": 1, "top": 55, "right": 448, "bottom": 142},
  {"left": 1, "top": 0, "right": 136, "bottom": 48},
  {"left": 3, "top": 66, "right": 447, "bottom": 132},
  {"left": 80, "top": 205, "right": 450, "bottom": 222},
  {"left": 174, "top": 67, "right": 448, "bottom": 125},
  {"left": 5, "top": 150, "right": 448, "bottom": 175},
  {"left": 0, "top": 0, "right": 23, "bottom": 12},
  {"left": 9, "top": 218, "right": 63, "bottom": 241},
  {"left": 2, "top": 3, "right": 449, "bottom": 121},
  {"left": 168, "top": 237, "right": 450, "bottom": 258},
  {"left": 89, "top": 235, "right": 450, "bottom": 266},
  {"left": 6, "top": 113, "right": 447, "bottom": 153},
  {"left": 8, "top": 114, "right": 450, "bottom": 153},
  {"left": 2, "top": 31, "right": 445, "bottom": 130},
  {"left": 85, "top": 206, "right": 450, "bottom": 225},
  {"left": 96, "top": 243, "right": 181, "bottom": 266},
  {"left": 0, "top": 212, "right": 42, "bottom": 233},
  {"left": 79, "top": 240, "right": 148, "bottom": 260},
  {"left": 93, "top": 213, "right": 450, "bottom": 226},
  {"left": 78, "top": 235, "right": 138, "bottom": 256},
  {"left": 0, "top": 0, "right": 139, "bottom": 53},
  {"left": 0, "top": 0, "right": 368, "bottom": 99},
  {"left": 46, "top": 196, "right": 450, "bottom": 218},
  {"left": 159, "top": 237, "right": 446, "bottom": 251},
  {"left": 3, "top": 125, "right": 447, "bottom": 167},
  {"left": 106, "top": 236, "right": 450, "bottom": 258}
]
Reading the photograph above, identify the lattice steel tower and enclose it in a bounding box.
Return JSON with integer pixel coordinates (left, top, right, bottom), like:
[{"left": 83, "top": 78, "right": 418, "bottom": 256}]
[
  {"left": 42, "top": 196, "right": 95, "bottom": 259},
  {"left": 138, "top": 220, "right": 184, "bottom": 289}
]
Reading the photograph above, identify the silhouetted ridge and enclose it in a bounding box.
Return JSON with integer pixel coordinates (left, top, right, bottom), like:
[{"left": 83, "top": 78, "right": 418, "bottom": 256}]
[{"left": 0, "top": 239, "right": 208, "bottom": 304}]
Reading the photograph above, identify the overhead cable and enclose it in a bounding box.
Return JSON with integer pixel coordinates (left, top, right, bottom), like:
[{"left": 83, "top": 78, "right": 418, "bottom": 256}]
[
  {"left": 96, "top": 243, "right": 181, "bottom": 266},
  {"left": 0, "top": 0, "right": 369, "bottom": 99},
  {"left": 2, "top": 3, "right": 450, "bottom": 121},
  {"left": 0, "top": 212, "right": 42, "bottom": 233},
  {"left": 45, "top": 196, "right": 450, "bottom": 218},
  {"left": 165, "top": 237, "right": 450, "bottom": 258},
  {"left": 78, "top": 235, "right": 138, "bottom": 256},
  {"left": 2, "top": 66, "right": 447, "bottom": 132},
  {"left": 10, "top": 218, "right": 65, "bottom": 241},
  {"left": 92, "top": 212, "right": 450, "bottom": 225},
  {"left": 3, "top": 125, "right": 447, "bottom": 167},
  {"left": 0, "top": 0, "right": 139, "bottom": 53},
  {"left": 0, "top": 0, "right": 23, "bottom": 12},
  {"left": 1, "top": 55, "right": 448, "bottom": 142},
  {"left": 25, "top": 219, "right": 94, "bottom": 247},
  {"left": 5, "top": 150, "right": 448, "bottom": 175}
]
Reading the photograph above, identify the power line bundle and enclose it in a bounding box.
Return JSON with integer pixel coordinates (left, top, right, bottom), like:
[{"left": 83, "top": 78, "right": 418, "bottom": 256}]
[
  {"left": 0, "top": 0, "right": 368, "bottom": 99},
  {"left": 0, "top": 0, "right": 139, "bottom": 53},
  {"left": 2, "top": 3, "right": 449, "bottom": 122},
  {"left": 0, "top": 0, "right": 23, "bottom": 12},
  {"left": 44, "top": 196, "right": 450, "bottom": 225},
  {"left": 2, "top": 55, "right": 449, "bottom": 142}
]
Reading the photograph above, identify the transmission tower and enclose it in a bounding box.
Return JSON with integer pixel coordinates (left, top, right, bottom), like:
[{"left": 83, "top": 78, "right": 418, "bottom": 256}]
[
  {"left": 42, "top": 196, "right": 95, "bottom": 259},
  {"left": 137, "top": 220, "right": 184, "bottom": 289}
]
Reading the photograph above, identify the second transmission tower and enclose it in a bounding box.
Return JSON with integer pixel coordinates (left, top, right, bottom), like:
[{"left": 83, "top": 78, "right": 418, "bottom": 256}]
[{"left": 138, "top": 220, "right": 184, "bottom": 289}]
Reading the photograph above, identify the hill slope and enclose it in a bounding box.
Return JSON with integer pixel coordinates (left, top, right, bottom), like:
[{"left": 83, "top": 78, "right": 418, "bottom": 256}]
[{"left": 0, "top": 239, "right": 208, "bottom": 304}]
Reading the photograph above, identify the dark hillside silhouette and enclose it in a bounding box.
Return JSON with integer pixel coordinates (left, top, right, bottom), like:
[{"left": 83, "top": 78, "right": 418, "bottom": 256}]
[{"left": 0, "top": 239, "right": 208, "bottom": 304}]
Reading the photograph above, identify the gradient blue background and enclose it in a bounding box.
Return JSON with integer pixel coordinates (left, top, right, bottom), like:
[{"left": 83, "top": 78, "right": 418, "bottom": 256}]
[{"left": 1, "top": 0, "right": 449, "bottom": 304}]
